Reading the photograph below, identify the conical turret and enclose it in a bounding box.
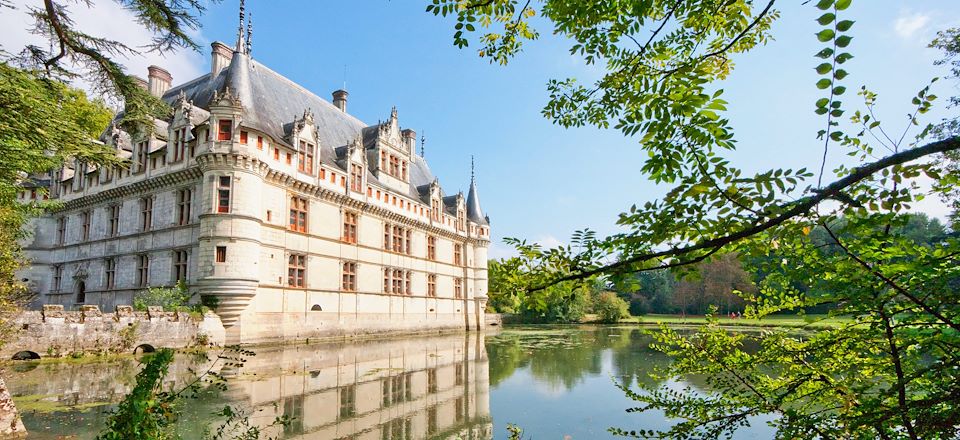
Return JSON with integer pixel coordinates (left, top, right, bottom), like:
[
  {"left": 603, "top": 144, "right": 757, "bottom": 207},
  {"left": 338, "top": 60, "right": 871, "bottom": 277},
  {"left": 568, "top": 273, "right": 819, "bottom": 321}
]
[{"left": 466, "top": 156, "right": 488, "bottom": 225}]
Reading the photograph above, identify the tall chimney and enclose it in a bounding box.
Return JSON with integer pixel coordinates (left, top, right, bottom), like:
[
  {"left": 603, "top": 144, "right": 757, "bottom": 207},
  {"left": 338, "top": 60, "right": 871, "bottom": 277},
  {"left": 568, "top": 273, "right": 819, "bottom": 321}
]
[
  {"left": 147, "top": 65, "right": 172, "bottom": 97},
  {"left": 401, "top": 129, "right": 417, "bottom": 151},
  {"left": 211, "top": 41, "right": 233, "bottom": 77},
  {"left": 332, "top": 89, "right": 348, "bottom": 113}
]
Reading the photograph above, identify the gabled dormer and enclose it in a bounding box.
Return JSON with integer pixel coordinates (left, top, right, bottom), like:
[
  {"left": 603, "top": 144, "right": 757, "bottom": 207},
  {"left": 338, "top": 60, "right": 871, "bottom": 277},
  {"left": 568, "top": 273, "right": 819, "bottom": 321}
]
[
  {"left": 289, "top": 109, "right": 319, "bottom": 176},
  {"left": 367, "top": 107, "right": 414, "bottom": 194},
  {"left": 344, "top": 136, "right": 366, "bottom": 194},
  {"left": 208, "top": 85, "right": 242, "bottom": 154},
  {"left": 168, "top": 90, "right": 199, "bottom": 163}
]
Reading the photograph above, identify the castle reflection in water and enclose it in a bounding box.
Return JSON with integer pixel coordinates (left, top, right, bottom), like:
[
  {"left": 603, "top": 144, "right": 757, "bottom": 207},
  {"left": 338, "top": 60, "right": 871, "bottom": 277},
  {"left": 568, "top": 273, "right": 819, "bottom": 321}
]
[{"left": 8, "top": 332, "right": 492, "bottom": 440}]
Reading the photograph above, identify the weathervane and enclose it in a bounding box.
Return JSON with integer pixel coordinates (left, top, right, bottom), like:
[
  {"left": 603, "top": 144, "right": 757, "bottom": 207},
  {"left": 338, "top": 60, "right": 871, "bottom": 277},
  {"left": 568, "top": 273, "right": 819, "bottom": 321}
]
[
  {"left": 236, "top": 0, "right": 246, "bottom": 53},
  {"left": 420, "top": 131, "right": 426, "bottom": 158}
]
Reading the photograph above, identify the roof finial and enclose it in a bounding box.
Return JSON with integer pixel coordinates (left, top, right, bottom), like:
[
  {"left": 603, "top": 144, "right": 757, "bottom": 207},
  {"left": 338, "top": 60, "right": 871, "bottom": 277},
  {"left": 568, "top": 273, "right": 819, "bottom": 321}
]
[
  {"left": 245, "top": 13, "right": 253, "bottom": 54},
  {"left": 470, "top": 155, "right": 475, "bottom": 183},
  {"left": 420, "top": 131, "right": 426, "bottom": 157},
  {"left": 235, "top": 0, "right": 246, "bottom": 53}
]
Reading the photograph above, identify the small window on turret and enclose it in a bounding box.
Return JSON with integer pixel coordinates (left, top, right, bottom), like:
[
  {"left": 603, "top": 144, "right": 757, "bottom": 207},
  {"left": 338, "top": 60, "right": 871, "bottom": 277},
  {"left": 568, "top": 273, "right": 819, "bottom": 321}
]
[
  {"left": 217, "top": 120, "right": 232, "bottom": 141},
  {"left": 240, "top": 131, "right": 248, "bottom": 145},
  {"left": 216, "top": 246, "right": 226, "bottom": 263}
]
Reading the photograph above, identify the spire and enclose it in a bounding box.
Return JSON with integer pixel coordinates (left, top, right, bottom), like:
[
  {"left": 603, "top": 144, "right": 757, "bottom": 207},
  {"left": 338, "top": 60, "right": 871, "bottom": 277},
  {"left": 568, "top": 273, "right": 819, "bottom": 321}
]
[
  {"left": 420, "top": 131, "right": 426, "bottom": 158},
  {"left": 245, "top": 13, "right": 253, "bottom": 54},
  {"left": 466, "top": 156, "right": 488, "bottom": 225},
  {"left": 235, "top": 0, "right": 246, "bottom": 53}
]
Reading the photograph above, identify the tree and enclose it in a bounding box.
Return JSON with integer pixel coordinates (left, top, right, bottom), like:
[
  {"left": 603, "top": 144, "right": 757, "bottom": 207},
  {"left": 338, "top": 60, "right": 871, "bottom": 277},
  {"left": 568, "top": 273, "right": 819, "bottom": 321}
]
[
  {"left": 433, "top": 1, "right": 959, "bottom": 438},
  {"left": 593, "top": 291, "right": 630, "bottom": 323},
  {"left": 0, "top": 0, "right": 216, "bottom": 339}
]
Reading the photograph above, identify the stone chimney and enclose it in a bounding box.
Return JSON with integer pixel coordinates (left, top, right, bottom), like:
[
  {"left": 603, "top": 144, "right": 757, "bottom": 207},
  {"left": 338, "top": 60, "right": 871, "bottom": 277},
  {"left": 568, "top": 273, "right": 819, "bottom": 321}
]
[
  {"left": 401, "top": 129, "right": 417, "bottom": 152},
  {"left": 147, "top": 65, "right": 172, "bottom": 97},
  {"left": 332, "top": 89, "right": 348, "bottom": 113},
  {"left": 211, "top": 41, "right": 233, "bottom": 77}
]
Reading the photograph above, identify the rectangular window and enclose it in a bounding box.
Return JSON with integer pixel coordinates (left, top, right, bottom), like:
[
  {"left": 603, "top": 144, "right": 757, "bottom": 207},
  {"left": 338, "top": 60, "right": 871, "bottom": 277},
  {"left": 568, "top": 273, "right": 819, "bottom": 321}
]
[
  {"left": 136, "top": 141, "right": 149, "bottom": 172},
  {"left": 383, "top": 268, "right": 390, "bottom": 293},
  {"left": 81, "top": 210, "right": 91, "bottom": 241},
  {"left": 266, "top": 210, "right": 272, "bottom": 222},
  {"left": 342, "top": 211, "right": 357, "bottom": 243},
  {"left": 392, "top": 225, "right": 403, "bottom": 253},
  {"left": 341, "top": 261, "right": 356, "bottom": 291},
  {"left": 339, "top": 385, "right": 356, "bottom": 419},
  {"left": 405, "top": 271, "right": 411, "bottom": 296},
  {"left": 389, "top": 155, "right": 400, "bottom": 176},
  {"left": 405, "top": 230, "right": 412, "bottom": 255},
  {"left": 108, "top": 204, "right": 120, "bottom": 237},
  {"left": 173, "top": 127, "right": 187, "bottom": 161},
  {"left": 401, "top": 161, "right": 408, "bottom": 181},
  {"left": 288, "top": 254, "right": 306, "bottom": 288},
  {"left": 173, "top": 250, "right": 188, "bottom": 283},
  {"left": 298, "top": 141, "right": 314, "bottom": 174},
  {"left": 137, "top": 254, "right": 150, "bottom": 287},
  {"left": 454, "top": 244, "right": 462, "bottom": 266},
  {"left": 427, "top": 368, "right": 438, "bottom": 393},
  {"left": 257, "top": 136, "right": 263, "bottom": 150},
  {"left": 52, "top": 265, "right": 62, "bottom": 292},
  {"left": 240, "top": 130, "right": 248, "bottom": 145},
  {"left": 217, "top": 119, "right": 232, "bottom": 141},
  {"left": 215, "top": 246, "right": 226, "bottom": 263},
  {"left": 350, "top": 164, "right": 363, "bottom": 192},
  {"left": 273, "top": 148, "right": 279, "bottom": 160},
  {"left": 286, "top": 152, "right": 292, "bottom": 165},
  {"left": 454, "top": 277, "right": 463, "bottom": 299},
  {"left": 56, "top": 217, "right": 66, "bottom": 245},
  {"left": 289, "top": 196, "right": 308, "bottom": 233},
  {"left": 319, "top": 168, "right": 326, "bottom": 180},
  {"left": 393, "top": 269, "right": 403, "bottom": 294},
  {"left": 427, "top": 236, "right": 436, "bottom": 260},
  {"left": 427, "top": 275, "right": 436, "bottom": 297},
  {"left": 177, "top": 188, "right": 192, "bottom": 226},
  {"left": 217, "top": 176, "right": 231, "bottom": 213},
  {"left": 384, "top": 224, "right": 391, "bottom": 250},
  {"left": 381, "top": 151, "right": 387, "bottom": 170},
  {"left": 104, "top": 258, "right": 116, "bottom": 289},
  {"left": 140, "top": 196, "right": 153, "bottom": 231}
]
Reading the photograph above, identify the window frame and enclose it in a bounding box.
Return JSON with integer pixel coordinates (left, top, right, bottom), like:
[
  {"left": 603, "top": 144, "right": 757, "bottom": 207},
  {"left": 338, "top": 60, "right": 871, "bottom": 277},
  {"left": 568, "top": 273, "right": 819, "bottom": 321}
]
[
  {"left": 177, "top": 188, "right": 192, "bottom": 226},
  {"left": 289, "top": 195, "right": 308, "bottom": 233},
  {"left": 217, "top": 119, "right": 232, "bottom": 141},
  {"left": 140, "top": 196, "right": 153, "bottom": 232},
  {"left": 216, "top": 176, "right": 231, "bottom": 213},
  {"left": 173, "top": 250, "right": 189, "bottom": 283},
  {"left": 341, "top": 261, "right": 356, "bottom": 291},
  {"left": 104, "top": 258, "right": 116, "bottom": 289},
  {"left": 342, "top": 211, "right": 357, "bottom": 244},
  {"left": 287, "top": 254, "right": 306, "bottom": 288},
  {"left": 136, "top": 254, "right": 150, "bottom": 288}
]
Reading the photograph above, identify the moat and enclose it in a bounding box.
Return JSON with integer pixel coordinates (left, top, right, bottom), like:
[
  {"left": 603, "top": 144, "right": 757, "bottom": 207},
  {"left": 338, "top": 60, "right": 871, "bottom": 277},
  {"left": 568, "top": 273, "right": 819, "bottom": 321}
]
[{"left": 5, "top": 326, "right": 776, "bottom": 439}]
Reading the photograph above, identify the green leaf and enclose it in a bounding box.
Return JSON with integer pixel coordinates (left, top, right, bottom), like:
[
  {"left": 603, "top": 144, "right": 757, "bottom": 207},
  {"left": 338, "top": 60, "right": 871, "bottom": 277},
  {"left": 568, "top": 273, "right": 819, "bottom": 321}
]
[
  {"left": 817, "top": 29, "right": 836, "bottom": 42},
  {"left": 815, "top": 48, "right": 835, "bottom": 59},
  {"left": 836, "top": 35, "right": 853, "bottom": 47},
  {"left": 816, "top": 0, "right": 834, "bottom": 10},
  {"left": 836, "top": 20, "right": 855, "bottom": 32},
  {"left": 816, "top": 78, "right": 833, "bottom": 89},
  {"left": 815, "top": 63, "right": 833, "bottom": 74},
  {"left": 817, "top": 13, "right": 836, "bottom": 25},
  {"left": 836, "top": 0, "right": 852, "bottom": 10}
]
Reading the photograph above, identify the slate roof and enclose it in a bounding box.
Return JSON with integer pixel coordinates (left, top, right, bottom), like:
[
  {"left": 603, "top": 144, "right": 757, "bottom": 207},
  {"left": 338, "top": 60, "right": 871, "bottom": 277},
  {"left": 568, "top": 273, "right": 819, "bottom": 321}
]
[{"left": 103, "top": 45, "right": 486, "bottom": 225}]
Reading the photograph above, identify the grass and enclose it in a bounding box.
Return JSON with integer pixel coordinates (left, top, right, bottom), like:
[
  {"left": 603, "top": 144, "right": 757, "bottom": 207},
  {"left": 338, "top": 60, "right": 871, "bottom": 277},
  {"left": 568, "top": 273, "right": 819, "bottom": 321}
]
[{"left": 586, "top": 313, "right": 851, "bottom": 330}]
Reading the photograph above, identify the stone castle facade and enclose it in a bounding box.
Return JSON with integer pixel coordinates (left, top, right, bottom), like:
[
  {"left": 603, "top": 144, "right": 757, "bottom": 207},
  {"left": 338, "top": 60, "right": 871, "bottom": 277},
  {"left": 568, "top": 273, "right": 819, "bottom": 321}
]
[{"left": 18, "top": 25, "right": 490, "bottom": 343}]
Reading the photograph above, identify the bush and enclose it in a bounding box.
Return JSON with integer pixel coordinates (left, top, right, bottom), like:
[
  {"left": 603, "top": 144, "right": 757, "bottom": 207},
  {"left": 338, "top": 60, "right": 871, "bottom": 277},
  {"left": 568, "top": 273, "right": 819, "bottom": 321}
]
[
  {"left": 133, "top": 281, "right": 190, "bottom": 312},
  {"left": 594, "top": 292, "right": 630, "bottom": 323}
]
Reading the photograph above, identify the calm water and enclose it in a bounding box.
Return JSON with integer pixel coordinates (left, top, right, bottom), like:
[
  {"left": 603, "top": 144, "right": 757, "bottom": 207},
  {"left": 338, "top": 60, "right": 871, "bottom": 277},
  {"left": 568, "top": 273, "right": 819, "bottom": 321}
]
[{"left": 5, "top": 326, "right": 776, "bottom": 439}]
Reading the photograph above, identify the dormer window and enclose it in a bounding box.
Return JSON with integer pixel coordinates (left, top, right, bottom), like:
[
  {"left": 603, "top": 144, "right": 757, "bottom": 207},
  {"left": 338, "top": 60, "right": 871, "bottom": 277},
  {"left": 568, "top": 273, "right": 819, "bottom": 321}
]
[
  {"left": 135, "top": 141, "right": 149, "bottom": 173},
  {"left": 298, "top": 141, "right": 314, "bottom": 174},
  {"left": 217, "top": 120, "right": 232, "bottom": 141},
  {"left": 350, "top": 164, "right": 363, "bottom": 192},
  {"left": 172, "top": 127, "right": 188, "bottom": 161}
]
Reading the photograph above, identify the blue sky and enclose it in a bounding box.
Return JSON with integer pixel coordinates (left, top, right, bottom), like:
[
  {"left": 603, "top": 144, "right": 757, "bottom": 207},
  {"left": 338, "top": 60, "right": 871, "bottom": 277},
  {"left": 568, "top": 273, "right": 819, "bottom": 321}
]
[{"left": 4, "top": 1, "right": 960, "bottom": 257}]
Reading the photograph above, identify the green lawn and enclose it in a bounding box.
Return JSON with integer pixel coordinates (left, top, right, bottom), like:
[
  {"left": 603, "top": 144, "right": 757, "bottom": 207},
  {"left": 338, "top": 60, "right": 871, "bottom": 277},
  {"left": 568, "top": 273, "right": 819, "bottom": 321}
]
[{"left": 590, "top": 314, "right": 851, "bottom": 329}]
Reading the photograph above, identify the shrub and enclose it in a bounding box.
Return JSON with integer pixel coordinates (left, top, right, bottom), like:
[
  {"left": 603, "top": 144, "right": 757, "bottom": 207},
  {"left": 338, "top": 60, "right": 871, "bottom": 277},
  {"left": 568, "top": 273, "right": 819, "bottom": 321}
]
[
  {"left": 594, "top": 292, "right": 630, "bottom": 323},
  {"left": 133, "top": 281, "right": 190, "bottom": 312}
]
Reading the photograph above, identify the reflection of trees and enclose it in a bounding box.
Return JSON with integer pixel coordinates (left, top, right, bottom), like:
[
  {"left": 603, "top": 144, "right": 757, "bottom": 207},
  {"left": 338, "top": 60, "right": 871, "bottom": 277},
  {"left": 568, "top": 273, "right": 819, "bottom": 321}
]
[
  {"left": 610, "top": 329, "right": 672, "bottom": 389},
  {"left": 488, "top": 327, "right": 673, "bottom": 391}
]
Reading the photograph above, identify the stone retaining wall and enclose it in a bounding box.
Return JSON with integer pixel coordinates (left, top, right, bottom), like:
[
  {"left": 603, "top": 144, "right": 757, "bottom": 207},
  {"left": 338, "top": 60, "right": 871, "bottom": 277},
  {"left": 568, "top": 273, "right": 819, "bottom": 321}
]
[{"left": 1, "top": 305, "right": 225, "bottom": 359}]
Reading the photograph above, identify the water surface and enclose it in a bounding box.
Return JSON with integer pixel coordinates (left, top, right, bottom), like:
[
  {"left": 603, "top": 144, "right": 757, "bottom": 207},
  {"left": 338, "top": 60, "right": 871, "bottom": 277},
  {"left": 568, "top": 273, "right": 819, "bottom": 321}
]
[{"left": 6, "top": 326, "right": 775, "bottom": 439}]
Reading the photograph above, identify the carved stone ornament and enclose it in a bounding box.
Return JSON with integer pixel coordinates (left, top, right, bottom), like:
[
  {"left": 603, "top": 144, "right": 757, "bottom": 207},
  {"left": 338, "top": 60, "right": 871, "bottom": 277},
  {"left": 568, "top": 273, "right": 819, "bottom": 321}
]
[
  {"left": 72, "top": 263, "right": 89, "bottom": 281},
  {"left": 211, "top": 86, "right": 241, "bottom": 108}
]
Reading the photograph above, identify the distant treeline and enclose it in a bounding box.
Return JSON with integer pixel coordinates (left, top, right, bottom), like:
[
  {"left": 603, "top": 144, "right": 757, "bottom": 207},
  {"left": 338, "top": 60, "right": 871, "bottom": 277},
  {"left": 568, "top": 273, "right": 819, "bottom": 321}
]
[{"left": 489, "top": 213, "right": 954, "bottom": 318}]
